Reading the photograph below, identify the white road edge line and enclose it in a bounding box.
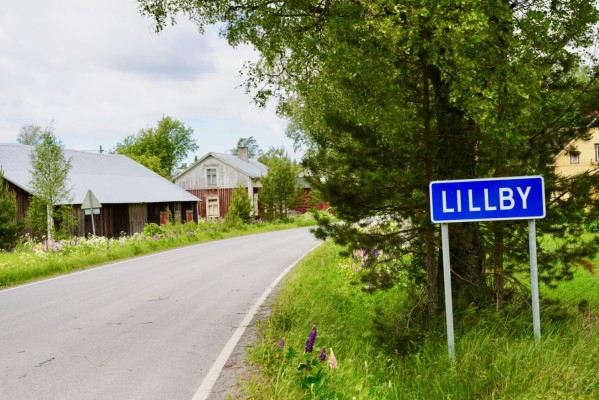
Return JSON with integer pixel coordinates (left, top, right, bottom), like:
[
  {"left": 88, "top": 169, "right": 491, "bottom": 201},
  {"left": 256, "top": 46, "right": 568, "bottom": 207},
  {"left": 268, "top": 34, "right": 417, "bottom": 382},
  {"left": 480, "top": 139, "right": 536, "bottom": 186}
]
[{"left": 192, "top": 242, "right": 322, "bottom": 400}]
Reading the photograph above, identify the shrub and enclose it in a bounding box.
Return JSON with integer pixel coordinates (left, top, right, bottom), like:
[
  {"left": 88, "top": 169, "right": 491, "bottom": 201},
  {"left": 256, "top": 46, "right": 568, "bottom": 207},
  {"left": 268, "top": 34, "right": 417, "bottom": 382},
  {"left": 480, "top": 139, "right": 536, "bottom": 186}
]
[
  {"left": 143, "top": 223, "right": 163, "bottom": 236},
  {"left": 227, "top": 185, "right": 254, "bottom": 223}
]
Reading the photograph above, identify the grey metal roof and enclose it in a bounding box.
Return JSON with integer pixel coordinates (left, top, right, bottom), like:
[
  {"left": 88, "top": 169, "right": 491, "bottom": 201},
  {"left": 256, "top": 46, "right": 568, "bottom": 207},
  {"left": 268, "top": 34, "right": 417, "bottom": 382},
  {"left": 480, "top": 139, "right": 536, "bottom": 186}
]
[
  {"left": 178, "top": 152, "right": 268, "bottom": 180},
  {"left": 0, "top": 144, "right": 199, "bottom": 205}
]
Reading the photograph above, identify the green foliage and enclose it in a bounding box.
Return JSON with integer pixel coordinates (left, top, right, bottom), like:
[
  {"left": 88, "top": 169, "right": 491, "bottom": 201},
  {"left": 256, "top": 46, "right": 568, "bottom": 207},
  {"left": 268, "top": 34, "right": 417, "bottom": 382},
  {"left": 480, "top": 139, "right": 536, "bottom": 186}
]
[
  {"left": 54, "top": 204, "right": 78, "bottom": 240},
  {"left": 149, "top": 0, "right": 599, "bottom": 311},
  {"left": 227, "top": 185, "right": 253, "bottom": 223},
  {"left": 24, "top": 196, "right": 47, "bottom": 237},
  {"left": 259, "top": 150, "right": 302, "bottom": 220},
  {"left": 143, "top": 222, "right": 164, "bottom": 236},
  {"left": 587, "top": 219, "right": 599, "bottom": 233},
  {"left": 25, "top": 197, "right": 78, "bottom": 240},
  {"left": 244, "top": 241, "right": 599, "bottom": 399},
  {"left": 113, "top": 115, "right": 198, "bottom": 178},
  {"left": 138, "top": 0, "right": 599, "bottom": 316},
  {"left": 28, "top": 127, "right": 73, "bottom": 241},
  {"left": 0, "top": 170, "right": 21, "bottom": 249}
]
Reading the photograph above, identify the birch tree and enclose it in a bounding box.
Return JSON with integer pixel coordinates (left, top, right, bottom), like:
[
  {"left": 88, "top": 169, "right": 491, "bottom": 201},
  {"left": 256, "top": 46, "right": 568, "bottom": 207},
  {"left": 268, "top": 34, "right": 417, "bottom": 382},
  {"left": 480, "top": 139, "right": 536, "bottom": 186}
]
[{"left": 28, "top": 128, "right": 72, "bottom": 241}]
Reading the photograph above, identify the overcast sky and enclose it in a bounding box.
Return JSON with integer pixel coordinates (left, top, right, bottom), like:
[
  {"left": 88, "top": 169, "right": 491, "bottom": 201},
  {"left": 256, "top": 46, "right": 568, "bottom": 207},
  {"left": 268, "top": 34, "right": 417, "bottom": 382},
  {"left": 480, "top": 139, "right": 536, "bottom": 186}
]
[{"left": 0, "top": 0, "right": 297, "bottom": 162}]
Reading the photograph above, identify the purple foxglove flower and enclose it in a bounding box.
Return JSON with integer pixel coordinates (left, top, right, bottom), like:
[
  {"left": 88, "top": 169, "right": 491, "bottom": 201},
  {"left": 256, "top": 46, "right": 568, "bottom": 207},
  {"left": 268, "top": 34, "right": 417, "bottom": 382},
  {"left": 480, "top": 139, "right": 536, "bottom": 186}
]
[
  {"left": 305, "top": 325, "right": 317, "bottom": 353},
  {"left": 319, "top": 347, "right": 327, "bottom": 361}
]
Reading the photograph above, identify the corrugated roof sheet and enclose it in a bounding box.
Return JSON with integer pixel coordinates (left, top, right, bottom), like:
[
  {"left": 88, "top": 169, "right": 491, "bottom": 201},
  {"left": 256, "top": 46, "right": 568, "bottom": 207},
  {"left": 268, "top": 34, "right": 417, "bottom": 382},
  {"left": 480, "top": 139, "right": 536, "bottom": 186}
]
[
  {"left": 209, "top": 153, "right": 268, "bottom": 178},
  {"left": 0, "top": 144, "right": 199, "bottom": 204}
]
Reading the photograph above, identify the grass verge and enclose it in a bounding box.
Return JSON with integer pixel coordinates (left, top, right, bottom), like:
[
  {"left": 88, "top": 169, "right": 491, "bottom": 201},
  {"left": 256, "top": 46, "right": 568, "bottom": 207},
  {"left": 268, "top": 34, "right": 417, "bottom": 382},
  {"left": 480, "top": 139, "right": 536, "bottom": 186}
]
[
  {"left": 243, "top": 241, "right": 598, "bottom": 399},
  {"left": 0, "top": 214, "right": 316, "bottom": 289}
]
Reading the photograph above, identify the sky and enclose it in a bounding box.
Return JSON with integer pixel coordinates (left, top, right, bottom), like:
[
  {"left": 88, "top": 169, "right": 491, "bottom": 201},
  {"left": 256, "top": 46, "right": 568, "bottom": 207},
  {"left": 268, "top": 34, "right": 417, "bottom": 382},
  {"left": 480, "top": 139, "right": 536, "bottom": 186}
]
[{"left": 0, "top": 0, "right": 298, "bottom": 163}]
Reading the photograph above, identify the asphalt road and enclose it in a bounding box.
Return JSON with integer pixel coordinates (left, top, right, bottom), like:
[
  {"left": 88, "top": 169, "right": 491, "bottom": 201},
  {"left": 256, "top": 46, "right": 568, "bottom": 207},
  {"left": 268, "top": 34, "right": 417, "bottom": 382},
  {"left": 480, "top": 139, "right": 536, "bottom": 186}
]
[{"left": 0, "top": 227, "right": 321, "bottom": 400}]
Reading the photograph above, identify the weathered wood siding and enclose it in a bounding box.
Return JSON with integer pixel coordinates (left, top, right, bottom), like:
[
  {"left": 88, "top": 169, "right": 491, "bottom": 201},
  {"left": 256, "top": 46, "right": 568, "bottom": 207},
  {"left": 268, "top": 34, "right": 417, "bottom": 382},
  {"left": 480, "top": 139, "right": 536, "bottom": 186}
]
[
  {"left": 73, "top": 201, "right": 198, "bottom": 238},
  {"left": 187, "top": 188, "right": 234, "bottom": 219},
  {"left": 175, "top": 155, "right": 253, "bottom": 190},
  {"left": 128, "top": 204, "right": 147, "bottom": 234}
]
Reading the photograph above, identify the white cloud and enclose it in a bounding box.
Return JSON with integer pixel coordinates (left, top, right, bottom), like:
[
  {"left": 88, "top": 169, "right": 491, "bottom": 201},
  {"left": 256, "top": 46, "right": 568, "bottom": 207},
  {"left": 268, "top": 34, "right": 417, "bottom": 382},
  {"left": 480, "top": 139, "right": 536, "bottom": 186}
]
[{"left": 0, "top": 0, "right": 295, "bottom": 156}]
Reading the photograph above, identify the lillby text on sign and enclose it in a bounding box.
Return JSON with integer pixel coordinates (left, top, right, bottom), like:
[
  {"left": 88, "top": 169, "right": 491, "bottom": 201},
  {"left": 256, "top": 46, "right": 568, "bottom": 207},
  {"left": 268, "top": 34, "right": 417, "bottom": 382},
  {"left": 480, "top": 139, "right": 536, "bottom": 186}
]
[{"left": 429, "top": 176, "right": 545, "bottom": 223}]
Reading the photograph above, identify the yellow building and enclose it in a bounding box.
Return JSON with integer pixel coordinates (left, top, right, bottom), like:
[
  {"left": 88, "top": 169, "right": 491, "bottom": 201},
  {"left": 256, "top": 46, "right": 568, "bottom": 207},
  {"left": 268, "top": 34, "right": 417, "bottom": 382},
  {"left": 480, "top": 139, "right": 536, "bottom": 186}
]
[{"left": 553, "top": 127, "right": 599, "bottom": 176}]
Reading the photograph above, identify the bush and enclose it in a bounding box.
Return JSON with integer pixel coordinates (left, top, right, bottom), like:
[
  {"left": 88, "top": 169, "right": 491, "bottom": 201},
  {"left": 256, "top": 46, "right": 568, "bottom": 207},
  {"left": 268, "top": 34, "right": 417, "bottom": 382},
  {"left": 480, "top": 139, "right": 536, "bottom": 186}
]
[
  {"left": 143, "top": 223, "right": 164, "bottom": 236},
  {"left": 586, "top": 219, "right": 599, "bottom": 233},
  {"left": 227, "top": 185, "right": 253, "bottom": 223}
]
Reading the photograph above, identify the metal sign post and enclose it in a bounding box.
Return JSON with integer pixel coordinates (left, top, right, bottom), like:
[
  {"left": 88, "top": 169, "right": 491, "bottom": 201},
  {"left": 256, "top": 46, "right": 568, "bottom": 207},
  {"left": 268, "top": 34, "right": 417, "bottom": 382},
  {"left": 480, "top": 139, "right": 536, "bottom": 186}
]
[
  {"left": 81, "top": 190, "right": 102, "bottom": 237},
  {"left": 441, "top": 223, "right": 455, "bottom": 360},
  {"left": 429, "top": 176, "right": 546, "bottom": 360},
  {"left": 528, "top": 219, "right": 541, "bottom": 342}
]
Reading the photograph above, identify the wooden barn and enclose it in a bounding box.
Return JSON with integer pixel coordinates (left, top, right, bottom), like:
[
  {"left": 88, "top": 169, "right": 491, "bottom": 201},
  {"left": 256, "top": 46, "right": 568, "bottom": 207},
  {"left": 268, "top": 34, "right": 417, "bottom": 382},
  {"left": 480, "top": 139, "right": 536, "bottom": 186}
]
[
  {"left": 174, "top": 148, "right": 266, "bottom": 219},
  {"left": 0, "top": 144, "right": 199, "bottom": 238}
]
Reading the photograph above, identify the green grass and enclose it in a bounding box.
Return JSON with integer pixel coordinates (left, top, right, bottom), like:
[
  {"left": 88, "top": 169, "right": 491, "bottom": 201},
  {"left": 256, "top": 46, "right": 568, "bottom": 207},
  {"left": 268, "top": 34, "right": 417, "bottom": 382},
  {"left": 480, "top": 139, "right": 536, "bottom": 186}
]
[
  {"left": 243, "top": 241, "right": 599, "bottom": 399},
  {"left": 0, "top": 214, "right": 317, "bottom": 289}
]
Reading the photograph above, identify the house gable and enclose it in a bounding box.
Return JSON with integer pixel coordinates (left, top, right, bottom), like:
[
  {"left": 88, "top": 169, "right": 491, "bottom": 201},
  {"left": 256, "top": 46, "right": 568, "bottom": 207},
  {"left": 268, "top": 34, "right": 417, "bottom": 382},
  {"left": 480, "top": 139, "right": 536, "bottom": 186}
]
[
  {"left": 174, "top": 153, "right": 267, "bottom": 190},
  {"left": 553, "top": 127, "right": 599, "bottom": 177}
]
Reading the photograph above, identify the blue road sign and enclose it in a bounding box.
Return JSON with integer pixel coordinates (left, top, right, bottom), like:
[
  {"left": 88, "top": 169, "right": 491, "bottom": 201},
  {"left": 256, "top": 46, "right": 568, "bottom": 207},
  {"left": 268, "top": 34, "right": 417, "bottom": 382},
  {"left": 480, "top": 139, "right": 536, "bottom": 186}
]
[{"left": 429, "top": 176, "right": 545, "bottom": 223}]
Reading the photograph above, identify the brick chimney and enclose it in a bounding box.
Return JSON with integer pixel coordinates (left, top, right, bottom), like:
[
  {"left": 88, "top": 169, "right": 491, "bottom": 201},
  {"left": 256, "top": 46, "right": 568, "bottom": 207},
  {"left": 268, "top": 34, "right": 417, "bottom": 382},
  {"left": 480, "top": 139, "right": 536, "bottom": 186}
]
[{"left": 237, "top": 146, "right": 249, "bottom": 161}]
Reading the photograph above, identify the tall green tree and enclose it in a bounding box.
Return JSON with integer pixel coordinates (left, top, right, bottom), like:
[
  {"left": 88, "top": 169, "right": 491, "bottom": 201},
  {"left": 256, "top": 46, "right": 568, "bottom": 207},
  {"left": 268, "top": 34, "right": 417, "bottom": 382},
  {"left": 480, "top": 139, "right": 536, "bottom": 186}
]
[
  {"left": 114, "top": 116, "right": 198, "bottom": 178},
  {"left": 0, "top": 169, "right": 21, "bottom": 249},
  {"left": 28, "top": 128, "right": 73, "bottom": 241},
  {"left": 259, "top": 150, "right": 302, "bottom": 220},
  {"left": 231, "top": 136, "right": 262, "bottom": 159},
  {"left": 139, "top": 0, "right": 599, "bottom": 314}
]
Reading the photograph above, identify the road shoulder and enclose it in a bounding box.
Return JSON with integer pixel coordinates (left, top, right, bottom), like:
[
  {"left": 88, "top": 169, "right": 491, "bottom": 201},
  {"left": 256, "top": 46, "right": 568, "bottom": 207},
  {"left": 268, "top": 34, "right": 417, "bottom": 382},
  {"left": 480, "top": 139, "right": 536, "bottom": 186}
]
[{"left": 207, "top": 284, "right": 280, "bottom": 399}]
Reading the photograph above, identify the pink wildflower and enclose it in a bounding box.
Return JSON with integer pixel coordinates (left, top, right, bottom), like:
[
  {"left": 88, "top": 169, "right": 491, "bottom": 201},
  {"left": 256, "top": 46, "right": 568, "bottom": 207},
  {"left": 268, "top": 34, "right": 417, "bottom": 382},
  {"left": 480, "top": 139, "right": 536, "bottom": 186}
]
[{"left": 328, "top": 348, "right": 338, "bottom": 369}]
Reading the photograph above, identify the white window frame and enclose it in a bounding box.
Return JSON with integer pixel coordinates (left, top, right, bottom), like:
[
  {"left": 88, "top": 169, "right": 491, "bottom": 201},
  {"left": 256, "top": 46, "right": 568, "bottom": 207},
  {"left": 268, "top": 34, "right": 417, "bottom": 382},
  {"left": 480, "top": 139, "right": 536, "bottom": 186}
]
[
  {"left": 206, "top": 196, "right": 219, "bottom": 219},
  {"left": 206, "top": 168, "right": 217, "bottom": 186},
  {"left": 570, "top": 152, "right": 580, "bottom": 164}
]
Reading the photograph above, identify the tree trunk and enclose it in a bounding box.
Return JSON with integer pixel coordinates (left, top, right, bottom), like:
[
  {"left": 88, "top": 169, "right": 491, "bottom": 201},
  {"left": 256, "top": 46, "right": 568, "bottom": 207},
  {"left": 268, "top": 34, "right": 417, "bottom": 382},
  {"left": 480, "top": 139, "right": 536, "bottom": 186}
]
[
  {"left": 46, "top": 204, "right": 54, "bottom": 242},
  {"left": 421, "top": 54, "right": 439, "bottom": 316}
]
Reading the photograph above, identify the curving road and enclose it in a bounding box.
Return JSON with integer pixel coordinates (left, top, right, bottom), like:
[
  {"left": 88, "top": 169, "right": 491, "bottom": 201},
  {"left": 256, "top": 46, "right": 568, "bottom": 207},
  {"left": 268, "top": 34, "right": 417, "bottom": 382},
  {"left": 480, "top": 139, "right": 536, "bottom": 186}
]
[{"left": 0, "top": 227, "right": 320, "bottom": 400}]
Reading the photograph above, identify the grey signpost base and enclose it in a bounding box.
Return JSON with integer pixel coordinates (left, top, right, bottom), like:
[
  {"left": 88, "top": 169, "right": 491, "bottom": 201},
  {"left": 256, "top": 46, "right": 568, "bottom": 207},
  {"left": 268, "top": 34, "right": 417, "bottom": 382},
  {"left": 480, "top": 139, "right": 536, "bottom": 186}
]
[
  {"left": 441, "top": 223, "right": 455, "bottom": 360},
  {"left": 528, "top": 219, "right": 541, "bottom": 342}
]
